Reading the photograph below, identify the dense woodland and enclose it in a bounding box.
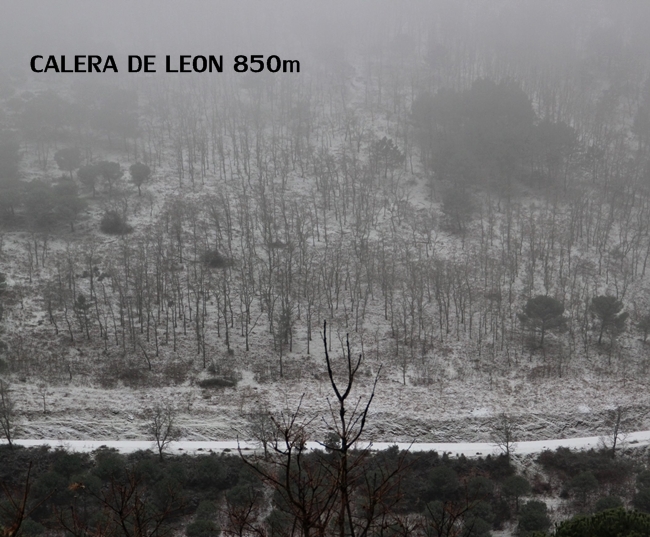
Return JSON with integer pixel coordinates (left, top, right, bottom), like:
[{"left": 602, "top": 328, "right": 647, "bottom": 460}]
[
  {"left": 3, "top": 0, "right": 650, "bottom": 535},
  {"left": 0, "top": 3, "right": 650, "bottom": 386}
]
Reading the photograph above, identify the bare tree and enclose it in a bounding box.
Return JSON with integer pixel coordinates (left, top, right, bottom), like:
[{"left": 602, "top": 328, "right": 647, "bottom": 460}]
[
  {"left": 0, "top": 380, "right": 18, "bottom": 449},
  {"left": 223, "top": 485, "right": 266, "bottom": 537},
  {"left": 600, "top": 405, "right": 626, "bottom": 459},
  {"left": 610, "top": 406, "right": 624, "bottom": 458},
  {"left": 321, "top": 320, "right": 387, "bottom": 537},
  {"left": 58, "top": 467, "right": 183, "bottom": 537},
  {"left": 144, "top": 402, "right": 181, "bottom": 461},
  {"left": 492, "top": 412, "right": 518, "bottom": 462},
  {"left": 246, "top": 410, "right": 277, "bottom": 460},
  {"left": 240, "top": 397, "right": 337, "bottom": 537},
  {"left": 238, "top": 321, "right": 404, "bottom": 537},
  {"left": 36, "top": 382, "right": 47, "bottom": 414}
]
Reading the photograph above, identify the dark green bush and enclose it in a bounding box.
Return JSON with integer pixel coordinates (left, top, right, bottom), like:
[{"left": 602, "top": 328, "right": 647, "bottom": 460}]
[
  {"left": 52, "top": 450, "right": 87, "bottom": 479},
  {"left": 503, "top": 475, "right": 531, "bottom": 510},
  {"left": 32, "top": 471, "right": 67, "bottom": 499},
  {"left": 466, "top": 500, "right": 494, "bottom": 534},
  {"left": 225, "top": 484, "right": 263, "bottom": 508},
  {"left": 151, "top": 475, "right": 185, "bottom": 509},
  {"left": 569, "top": 471, "right": 598, "bottom": 505},
  {"left": 594, "top": 495, "right": 623, "bottom": 513},
  {"left": 633, "top": 487, "right": 650, "bottom": 512},
  {"left": 552, "top": 508, "right": 650, "bottom": 536},
  {"left": 424, "top": 465, "right": 460, "bottom": 503},
  {"left": 195, "top": 500, "right": 217, "bottom": 520},
  {"left": 92, "top": 448, "right": 126, "bottom": 480},
  {"left": 134, "top": 457, "right": 163, "bottom": 484},
  {"left": 468, "top": 476, "right": 494, "bottom": 499},
  {"left": 518, "top": 500, "right": 551, "bottom": 536},
  {"left": 395, "top": 450, "right": 509, "bottom": 514},
  {"left": 76, "top": 473, "right": 103, "bottom": 495},
  {"left": 189, "top": 455, "right": 227, "bottom": 491},
  {"left": 492, "top": 498, "right": 512, "bottom": 530},
  {"left": 537, "top": 447, "right": 632, "bottom": 485}
]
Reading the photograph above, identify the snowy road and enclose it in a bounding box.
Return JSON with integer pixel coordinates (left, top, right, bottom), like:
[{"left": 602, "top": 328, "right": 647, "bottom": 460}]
[{"left": 6, "top": 430, "right": 650, "bottom": 457}]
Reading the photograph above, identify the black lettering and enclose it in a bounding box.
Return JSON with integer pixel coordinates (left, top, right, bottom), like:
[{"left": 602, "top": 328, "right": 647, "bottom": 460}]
[
  {"left": 103, "top": 55, "right": 118, "bottom": 72},
  {"left": 88, "top": 56, "right": 101, "bottom": 72},
  {"left": 180, "top": 55, "right": 191, "bottom": 72},
  {"left": 193, "top": 55, "right": 206, "bottom": 73},
  {"left": 128, "top": 55, "right": 142, "bottom": 72},
  {"left": 44, "top": 56, "right": 59, "bottom": 73},
  {"left": 60, "top": 56, "right": 73, "bottom": 73},
  {"left": 234, "top": 55, "right": 248, "bottom": 72},
  {"left": 250, "top": 55, "right": 264, "bottom": 72},
  {"left": 267, "top": 55, "right": 281, "bottom": 73},
  {"left": 30, "top": 55, "right": 43, "bottom": 73},
  {"left": 284, "top": 60, "right": 300, "bottom": 73},
  {"left": 166, "top": 55, "right": 178, "bottom": 72},
  {"left": 144, "top": 55, "right": 155, "bottom": 72},
  {"left": 209, "top": 55, "right": 223, "bottom": 72},
  {"left": 75, "top": 55, "right": 86, "bottom": 72}
]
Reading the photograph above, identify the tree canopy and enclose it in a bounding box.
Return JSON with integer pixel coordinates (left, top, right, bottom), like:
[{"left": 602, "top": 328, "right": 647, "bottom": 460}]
[
  {"left": 590, "top": 296, "right": 628, "bottom": 345},
  {"left": 412, "top": 79, "right": 536, "bottom": 191},
  {"left": 129, "top": 162, "right": 151, "bottom": 196},
  {"left": 54, "top": 147, "right": 82, "bottom": 179},
  {"left": 519, "top": 295, "right": 566, "bottom": 347},
  {"left": 545, "top": 508, "right": 650, "bottom": 537}
]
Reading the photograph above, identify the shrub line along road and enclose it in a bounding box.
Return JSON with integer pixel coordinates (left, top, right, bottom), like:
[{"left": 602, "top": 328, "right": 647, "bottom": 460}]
[{"left": 4, "top": 430, "right": 650, "bottom": 457}]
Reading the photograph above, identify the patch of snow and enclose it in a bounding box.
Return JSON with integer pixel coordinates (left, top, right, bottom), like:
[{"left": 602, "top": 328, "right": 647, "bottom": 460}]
[{"left": 6, "top": 430, "right": 650, "bottom": 457}]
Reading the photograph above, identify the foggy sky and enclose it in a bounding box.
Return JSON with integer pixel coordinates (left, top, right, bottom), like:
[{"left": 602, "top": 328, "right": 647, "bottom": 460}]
[{"left": 2, "top": 1, "right": 649, "bottom": 74}]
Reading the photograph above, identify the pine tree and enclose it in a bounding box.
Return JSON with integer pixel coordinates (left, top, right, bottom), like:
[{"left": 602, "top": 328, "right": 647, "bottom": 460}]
[
  {"left": 590, "top": 296, "right": 628, "bottom": 345},
  {"left": 518, "top": 295, "right": 566, "bottom": 347}
]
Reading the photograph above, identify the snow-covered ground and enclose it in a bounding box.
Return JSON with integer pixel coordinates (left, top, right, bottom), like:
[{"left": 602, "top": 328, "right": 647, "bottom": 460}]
[
  {"left": 7, "top": 429, "right": 650, "bottom": 457},
  {"left": 11, "top": 368, "right": 650, "bottom": 444}
]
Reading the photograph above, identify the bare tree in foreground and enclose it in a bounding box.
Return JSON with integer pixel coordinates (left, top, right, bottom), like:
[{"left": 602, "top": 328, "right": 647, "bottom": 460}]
[
  {"left": 58, "top": 468, "right": 183, "bottom": 537},
  {"left": 239, "top": 320, "right": 405, "bottom": 537},
  {"left": 242, "top": 396, "right": 336, "bottom": 537},
  {"left": 223, "top": 485, "right": 266, "bottom": 537},
  {"left": 322, "top": 320, "right": 389, "bottom": 537},
  {"left": 1, "top": 463, "right": 51, "bottom": 537}
]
